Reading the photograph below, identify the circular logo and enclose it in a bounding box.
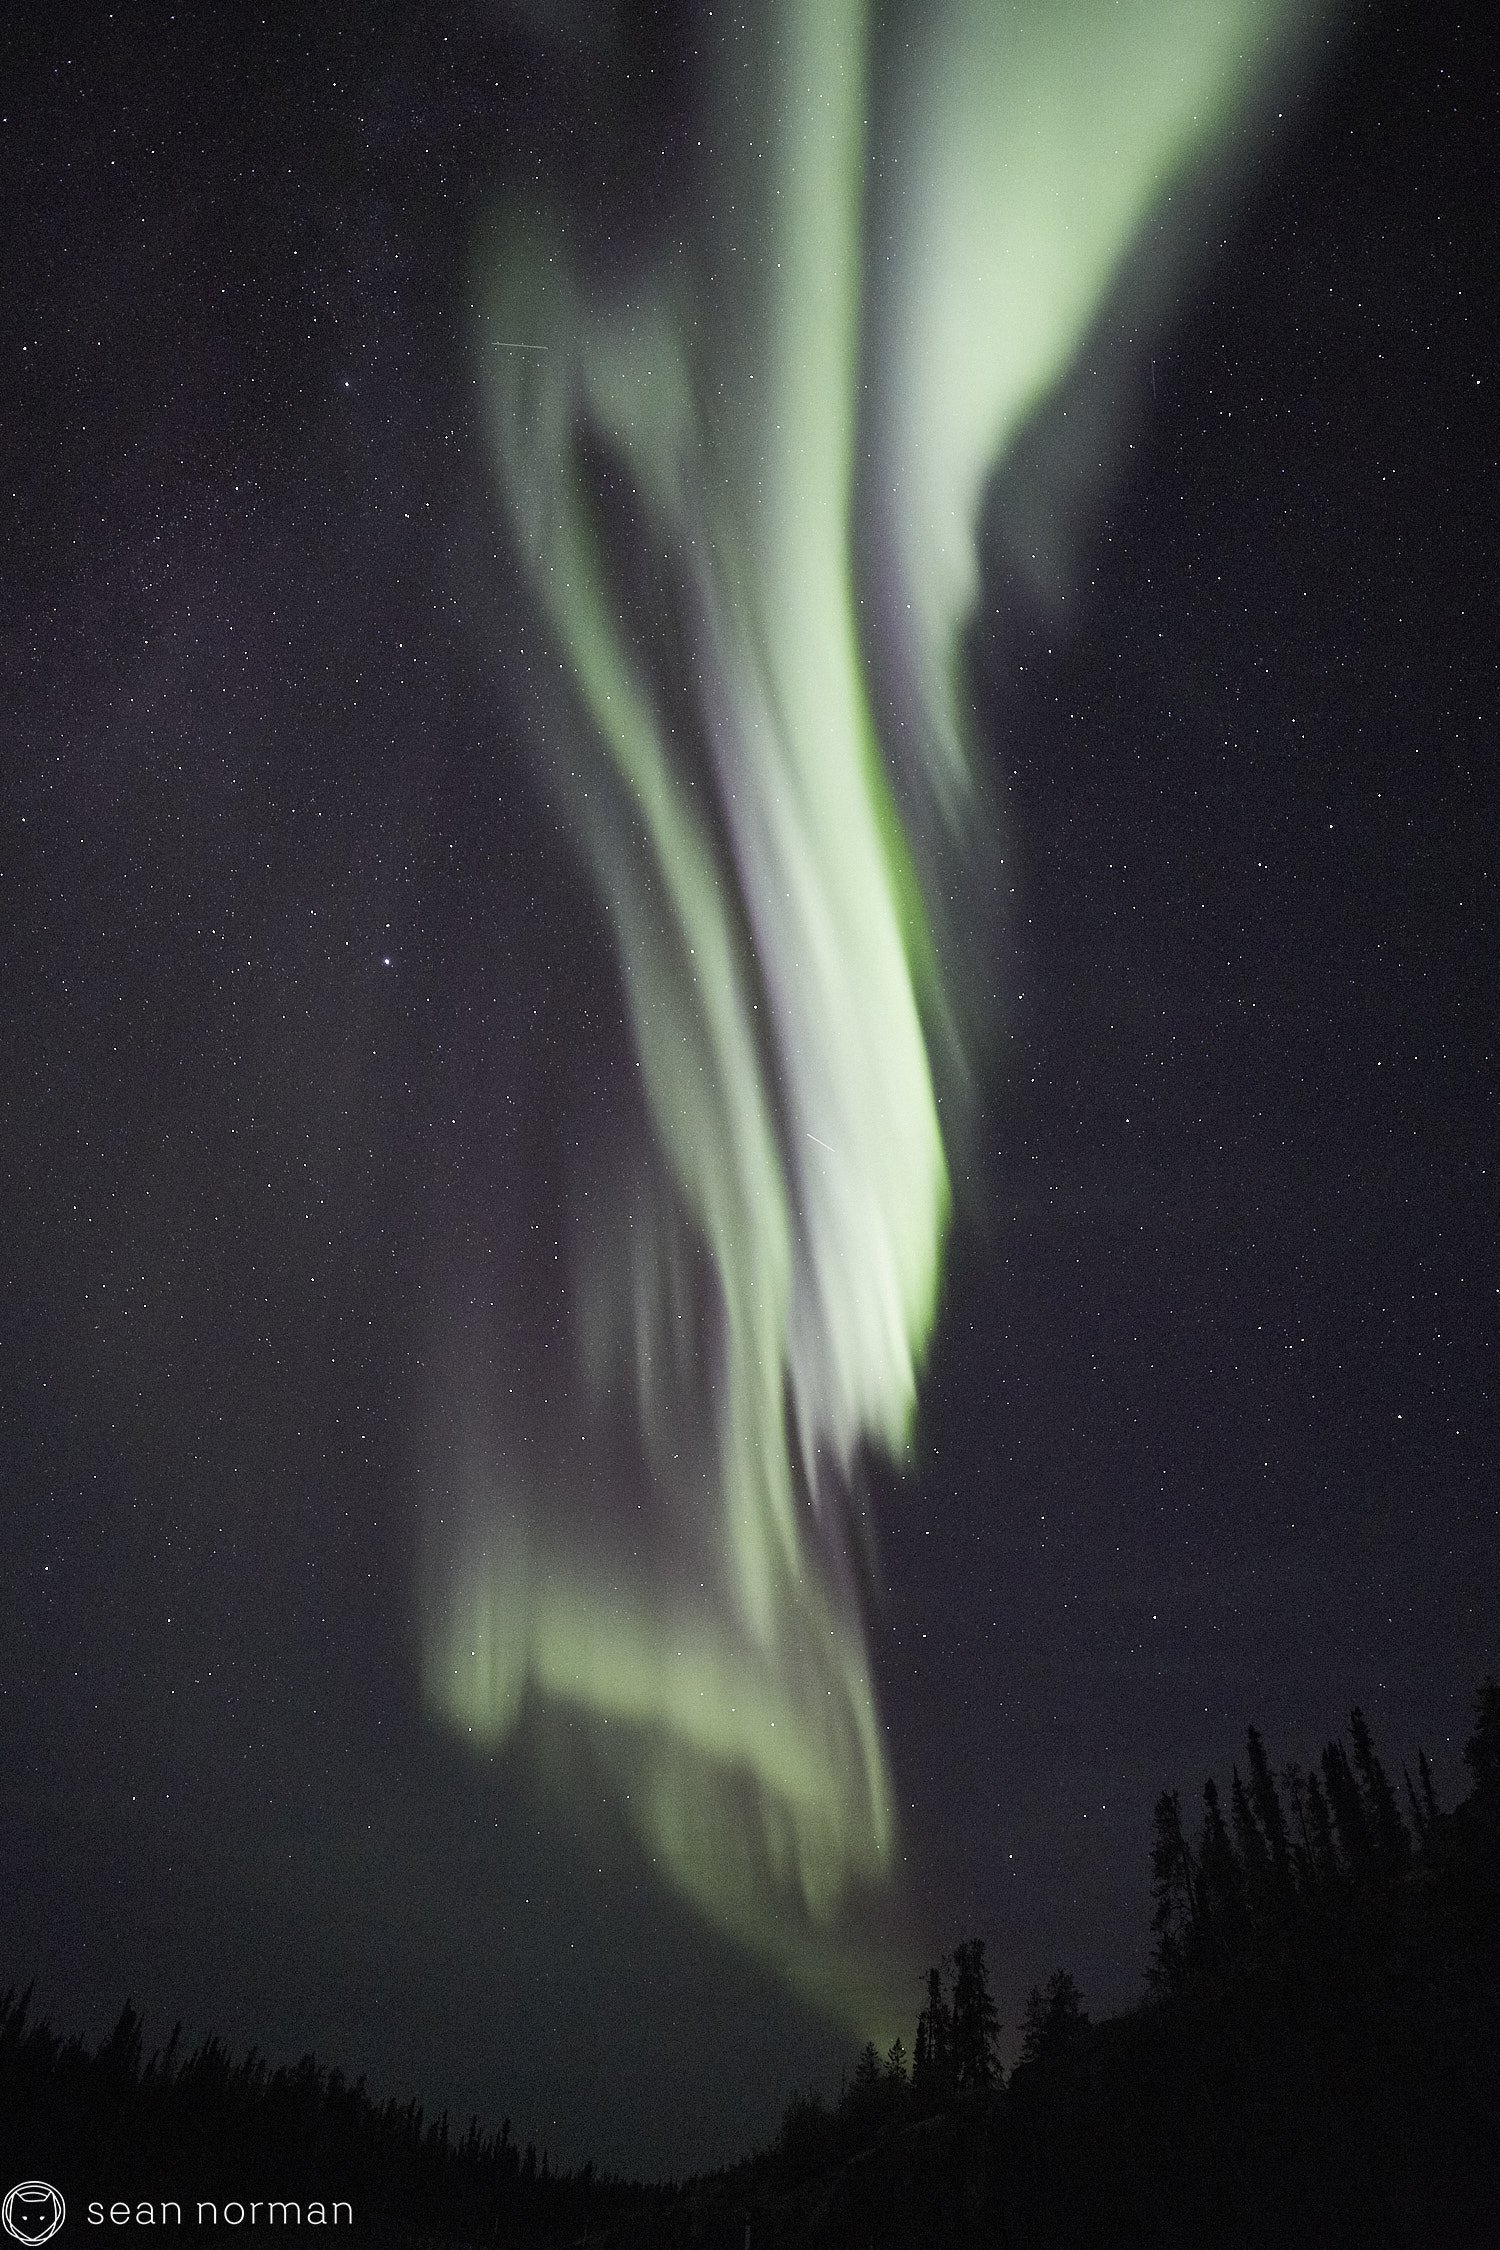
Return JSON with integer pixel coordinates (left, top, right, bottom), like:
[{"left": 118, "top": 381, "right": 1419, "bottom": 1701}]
[{"left": 2, "top": 2184, "right": 65, "bottom": 2244}]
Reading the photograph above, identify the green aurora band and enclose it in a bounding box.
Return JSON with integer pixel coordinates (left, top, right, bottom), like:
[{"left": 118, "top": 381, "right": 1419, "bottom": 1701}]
[{"left": 423, "top": 0, "right": 1340, "bottom": 2033}]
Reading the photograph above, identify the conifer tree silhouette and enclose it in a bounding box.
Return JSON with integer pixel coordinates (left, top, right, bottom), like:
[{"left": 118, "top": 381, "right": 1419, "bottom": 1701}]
[
  {"left": 1349, "top": 1706, "right": 1411, "bottom": 1874},
  {"left": 1197, "top": 1777, "right": 1246, "bottom": 1967},
  {"left": 1018, "top": 1971, "right": 1089, "bottom": 2079},
  {"left": 1403, "top": 1762, "right": 1429, "bottom": 1846},
  {"left": 1453, "top": 1675, "right": 1500, "bottom": 1927},
  {"left": 1461, "top": 1677, "right": 1500, "bottom": 1807},
  {"left": 913, "top": 1964, "right": 952, "bottom": 2109},
  {"left": 1320, "top": 1738, "right": 1373, "bottom": 1875},
  {"left": 950, "top": 1939, "right": 1001, "bottom": 2093},
  {"left": 1231, "top": 1766, "right": 1274, "bottom": 1923},
  {"left": 1149, "top": 1789, "right": 1198, "bottom": 1986},
  {"left": 1301, "top": 1761, "right": 1340, "bottom": 1888},
  {"left": 1246, "top": 1725, "right": 1295, "bottom": 1903}
]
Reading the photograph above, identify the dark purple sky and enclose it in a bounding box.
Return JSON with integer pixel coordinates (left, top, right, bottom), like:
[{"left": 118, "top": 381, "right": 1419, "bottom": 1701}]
[{"left": 2, "top": 0, "right": 1492, "bottom": 2180}]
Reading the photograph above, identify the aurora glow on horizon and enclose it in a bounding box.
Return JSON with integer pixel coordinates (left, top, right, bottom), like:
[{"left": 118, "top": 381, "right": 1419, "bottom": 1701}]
[{"left": 421, "top": 0, "right": 1341, "bottom": 2030}]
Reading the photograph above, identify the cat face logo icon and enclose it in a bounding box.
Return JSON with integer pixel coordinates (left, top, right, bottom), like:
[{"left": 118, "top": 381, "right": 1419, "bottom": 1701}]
[{"left": 2, "top": 2183, "right": 65, "bottom": 2244}]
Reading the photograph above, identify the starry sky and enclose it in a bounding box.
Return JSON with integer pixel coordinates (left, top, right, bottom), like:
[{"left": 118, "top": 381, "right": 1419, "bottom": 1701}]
[{"left": 2, "top": 0, "right": 1493, "bottom": 2184}]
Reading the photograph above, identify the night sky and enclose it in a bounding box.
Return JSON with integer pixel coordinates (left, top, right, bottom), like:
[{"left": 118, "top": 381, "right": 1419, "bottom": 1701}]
[{"left": 3, "top": 0, "right": 1493, "bottom": 2185}]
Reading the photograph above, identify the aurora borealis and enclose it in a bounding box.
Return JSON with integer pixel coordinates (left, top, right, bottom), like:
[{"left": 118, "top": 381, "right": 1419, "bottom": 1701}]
[
  {"left": 422, "top": 0, "right": 1343, "bottom": 2024},
  {"left": 3, "top": 0, "right": 1492, "bottom": 2182}
]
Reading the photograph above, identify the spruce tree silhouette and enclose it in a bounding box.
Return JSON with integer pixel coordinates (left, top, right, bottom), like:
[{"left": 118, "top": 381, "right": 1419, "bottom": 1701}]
[
  {"left": 913, "top": 1963, "right": 952, "bottom": 2111},
  {"left": 950, "top": 1939, "right": 1001, "bottom": 2094},
  {"left": 1149, "top": 1788, "right": 1199, "bottom": 1988},
  {"left": 1246, "top": 1725, "right": 1295, "bottom": 1903},
  {"left": 1230, "top": 1765, "right": 1274, "bottom": 1924},
  {"left": 1017, "top": 1970, "right": 1089, "bottom": 2078},
  {"left": 1320, "top": 1737, "right": 1374, "bottom": 1874},
  {"left": 1349, "top": 1706, "right": 1411, "bottom": 1876},
  {"left": 1459, "top": 1677, "right": 1500, "bottom": 1815}
]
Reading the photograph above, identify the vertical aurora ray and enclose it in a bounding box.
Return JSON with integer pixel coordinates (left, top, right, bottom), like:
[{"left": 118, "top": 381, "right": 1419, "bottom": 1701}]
[{"left": 423, "top": 0, "right": 1341, "bottom": 2026}]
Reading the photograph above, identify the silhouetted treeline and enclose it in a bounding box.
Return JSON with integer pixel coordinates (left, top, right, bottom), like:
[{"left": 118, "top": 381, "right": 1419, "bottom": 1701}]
[
  {"left": 764, "top": 1934, "right": 1003, "bottom": 2191},
  {"left": 741, "top": 1673, "right": 1500, "bottom": 2247},
  {"left": 6, "top": 1677, "right": 1497, "bottom": 2244},
  {"left": 0, "top": 1991, "right": 678, "bottom": 2246}
]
